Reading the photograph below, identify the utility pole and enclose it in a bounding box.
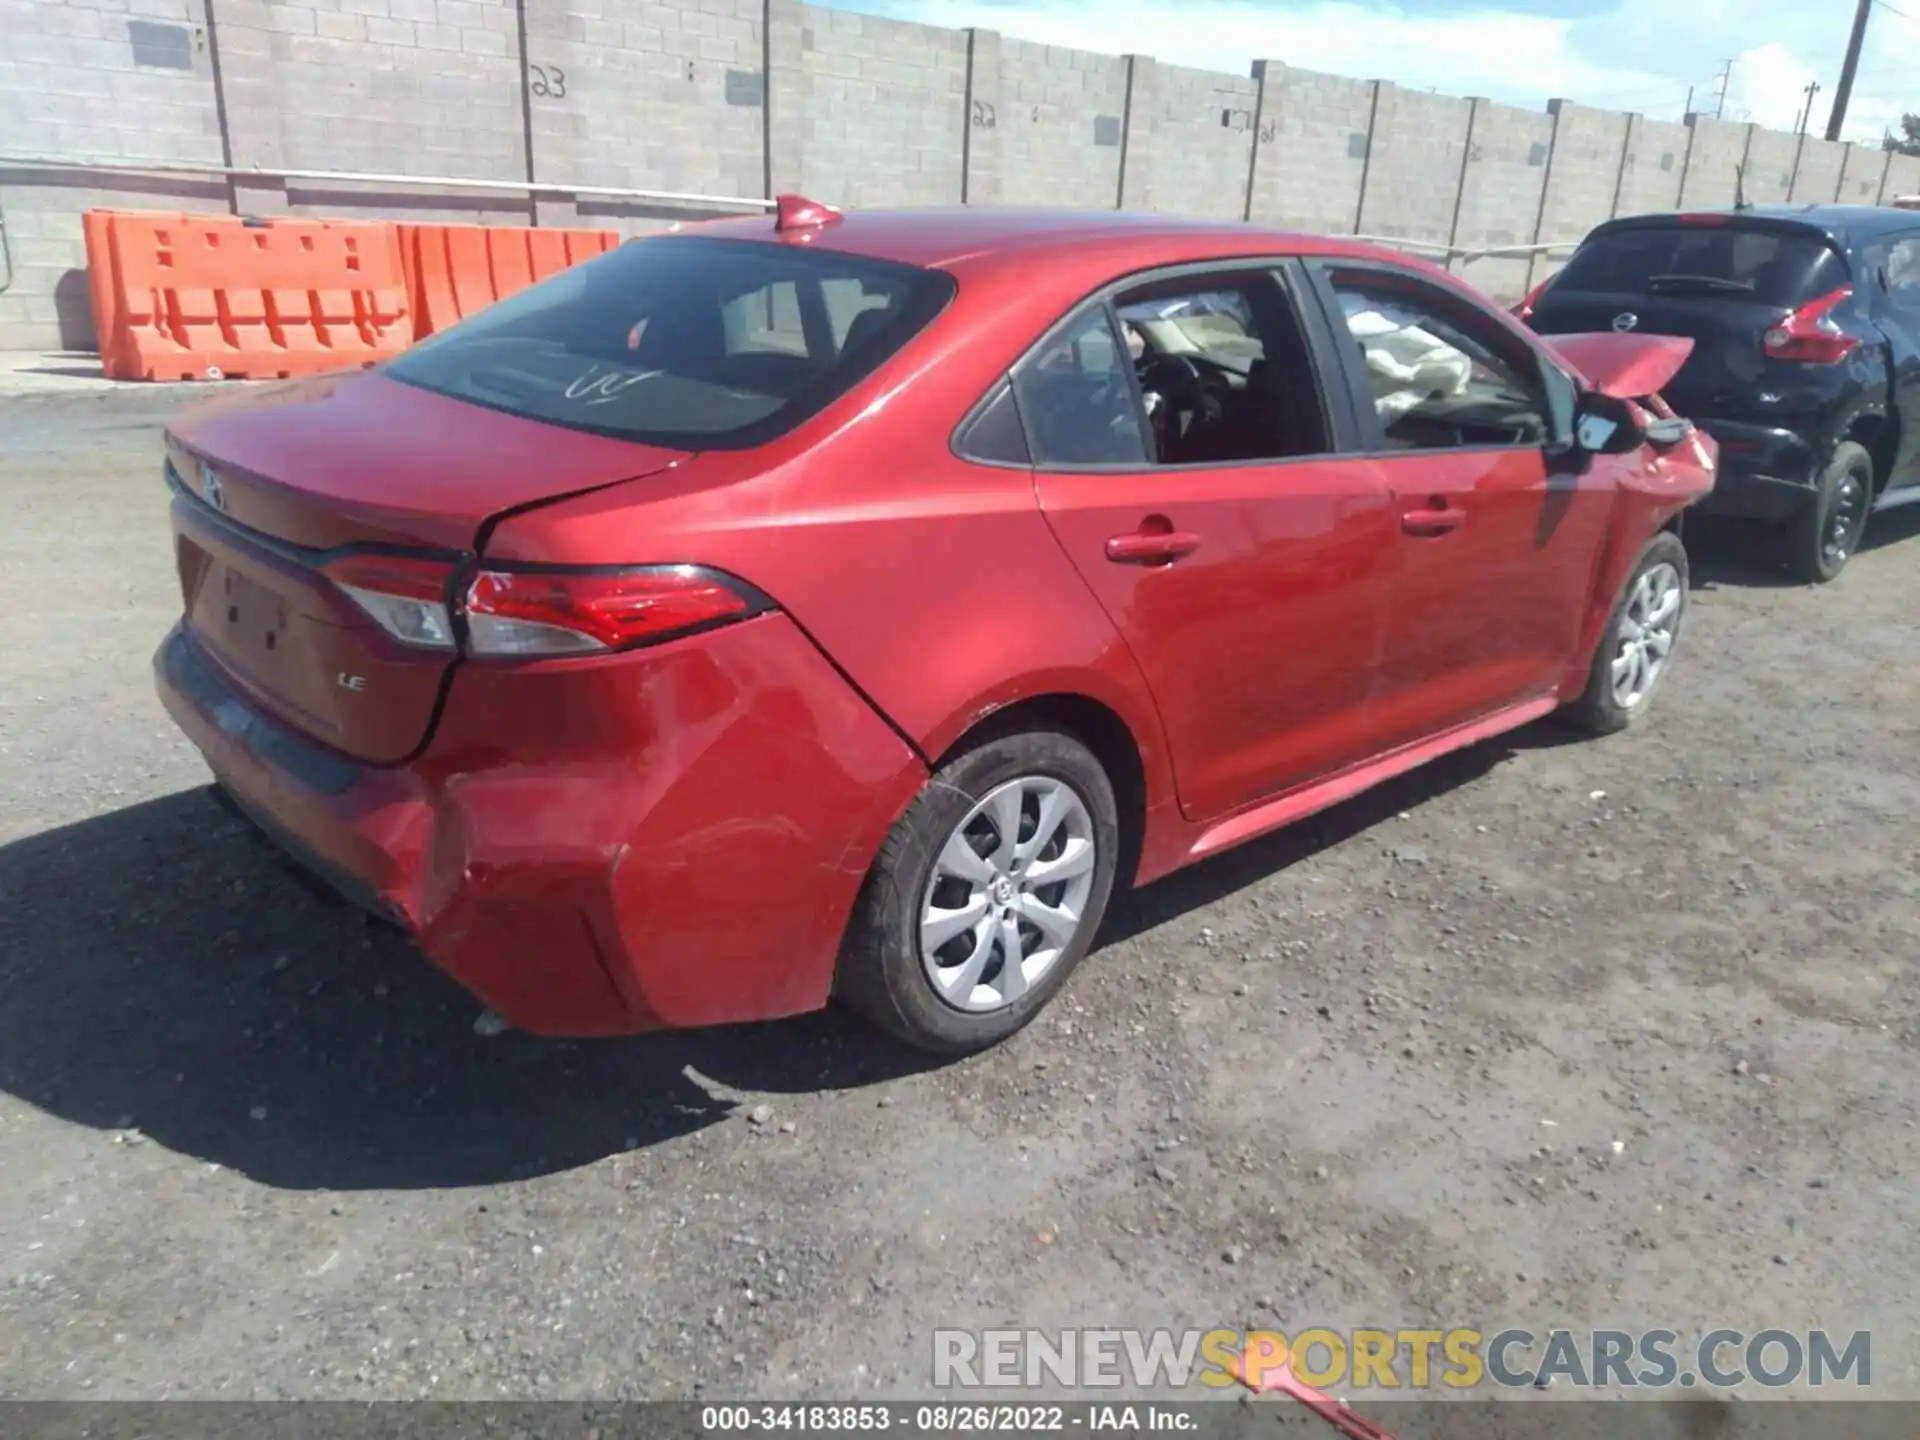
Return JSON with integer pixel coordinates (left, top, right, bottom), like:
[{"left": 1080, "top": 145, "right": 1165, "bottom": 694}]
[
  {"left": 1826, "top": 0, "right": 1873, "bottom": 141},
  {"left": 1712, "top": 59, "right": 1734, "bottom": 120},
  {"left": 1683, "top": 84, "right": 1695, "bottom": 118},
  {"left": 1799, "top": 79, "right": 1823, "bottom": 135}
]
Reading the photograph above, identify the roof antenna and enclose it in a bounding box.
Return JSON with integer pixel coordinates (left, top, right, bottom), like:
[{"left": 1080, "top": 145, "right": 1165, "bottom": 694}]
[{"left": 1734, "top": 161, "right": 1750, "bottom": 212}]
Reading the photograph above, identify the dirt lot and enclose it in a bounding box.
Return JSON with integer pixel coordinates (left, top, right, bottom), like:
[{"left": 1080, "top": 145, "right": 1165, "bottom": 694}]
[{"left": 2, "top": 385, "right": 1918, "bottom": 1406}]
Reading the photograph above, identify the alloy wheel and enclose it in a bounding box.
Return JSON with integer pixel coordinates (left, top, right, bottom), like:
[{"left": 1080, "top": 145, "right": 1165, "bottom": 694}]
[
  {"left": 1610, "top": 561, "right": 1682, "bottom": 711},
  {"left": 919, "top": 776, "right": 1098, "bottom": 1013}
]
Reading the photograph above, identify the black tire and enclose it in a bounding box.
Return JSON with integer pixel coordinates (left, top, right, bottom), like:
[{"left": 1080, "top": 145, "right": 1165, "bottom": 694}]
[
  {"left": 1562, "top": 531, "right": 1690, "bottom": 737},
  {"left": 1787, "top": 440, "right": 1873, "bottom": 584},
  {"left": 835, "top": 727, "right": 1120, "bottom": 1055}
]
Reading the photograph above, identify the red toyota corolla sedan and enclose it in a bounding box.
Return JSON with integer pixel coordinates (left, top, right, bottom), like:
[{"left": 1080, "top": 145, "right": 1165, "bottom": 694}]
[{"left": 153, "top": 199, "right": 1717, "bottom": 1053}]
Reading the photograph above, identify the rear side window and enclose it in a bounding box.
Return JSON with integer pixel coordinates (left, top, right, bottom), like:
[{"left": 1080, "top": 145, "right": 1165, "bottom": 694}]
[
  {"left": 1554, "top": 224, "right": 1847, "bottom": 306},
  {"left": 385, "top": 237, "right": 956, "bottom": 449},
  {"left": 1012, "top": 306, "right": 1150, "bottom": 467}
]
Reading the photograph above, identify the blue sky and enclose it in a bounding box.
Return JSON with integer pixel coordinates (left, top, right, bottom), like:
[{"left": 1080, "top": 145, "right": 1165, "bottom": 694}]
[{"left": 851, "top": 0, "right": 1919, "bottom": 143}]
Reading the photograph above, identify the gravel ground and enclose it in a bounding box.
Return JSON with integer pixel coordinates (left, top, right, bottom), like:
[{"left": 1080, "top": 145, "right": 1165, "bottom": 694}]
[{"left": 2, "top": 386, "right": 1918, "bottom": 1406}]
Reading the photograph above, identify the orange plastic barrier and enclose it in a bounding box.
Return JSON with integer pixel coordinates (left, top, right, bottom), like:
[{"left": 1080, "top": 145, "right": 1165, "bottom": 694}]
[
  {"left": 399, "top": 223, "right": 619, "bottom": 338},
  {"left": 84, "top": 211, "right": 411, "bottom": 381}
]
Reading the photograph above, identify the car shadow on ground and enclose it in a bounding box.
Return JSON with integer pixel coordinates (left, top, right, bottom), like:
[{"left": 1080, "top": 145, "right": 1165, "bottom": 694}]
[
  {"left": 0, "top": 733, "right": 1531, "bottom": 1194},
  {"left": 0, "top": 788, "right": 946, "bottom": 1193},
  {"left": 1686, "top": 504, "right": 1920, "bottom": 590}
]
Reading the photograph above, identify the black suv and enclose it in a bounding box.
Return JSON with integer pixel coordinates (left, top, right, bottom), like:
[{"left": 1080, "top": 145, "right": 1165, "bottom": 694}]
[{"left": 1520, "top": 205, "right": 1920, "bottom": 581}]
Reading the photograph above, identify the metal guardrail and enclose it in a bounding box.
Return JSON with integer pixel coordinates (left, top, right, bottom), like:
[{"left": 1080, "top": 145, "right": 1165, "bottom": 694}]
[
  {"left": 0, "top": 156, "right": 1592, "bottom": 253},
  {"left": 0, "top": 153, "right": 779, "bottom": 212},
  {"left": 1353, "top": 235, "right": 1582, "bottom": 264}
]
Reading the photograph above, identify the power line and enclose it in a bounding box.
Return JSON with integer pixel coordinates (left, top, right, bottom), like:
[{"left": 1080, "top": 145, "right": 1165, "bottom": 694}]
[{"left": 1872, "top": 0, "right": 1911, "bottom": 22}]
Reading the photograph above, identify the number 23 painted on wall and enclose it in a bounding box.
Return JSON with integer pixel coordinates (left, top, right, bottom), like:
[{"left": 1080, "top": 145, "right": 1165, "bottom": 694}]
[{"left": 529, "top": 63, "right": 567, "bottom": 99}]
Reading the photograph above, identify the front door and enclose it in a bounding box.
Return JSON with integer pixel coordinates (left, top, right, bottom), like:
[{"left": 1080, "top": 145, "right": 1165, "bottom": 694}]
[
  {"left": 1018, "top": 267, "right": 1396, "bottom": 824},
  {"left": 1310, "top": 262, "right": 1615, "bottom": 749}
]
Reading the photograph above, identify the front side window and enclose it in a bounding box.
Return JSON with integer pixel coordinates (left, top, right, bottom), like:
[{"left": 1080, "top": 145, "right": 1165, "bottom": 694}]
[
  {"left": 1112, "top": 274, "right": 1328, "bottom": 465},
  {"left": 385, "top": 237, "right": 954, "bottom": 449},
  {"left": 1323, "top": 269, "right": 1549, "bottom": 451}
]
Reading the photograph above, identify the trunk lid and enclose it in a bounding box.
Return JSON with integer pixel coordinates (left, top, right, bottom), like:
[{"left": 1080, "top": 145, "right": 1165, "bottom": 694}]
[{"left": 166, "top": 371, "right": 687, "bottom": 763}]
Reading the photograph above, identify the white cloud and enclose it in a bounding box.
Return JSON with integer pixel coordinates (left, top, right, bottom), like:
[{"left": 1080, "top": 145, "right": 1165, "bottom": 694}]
[{"left": 870, "top": 0, "right": 1920, "bottom": 145}]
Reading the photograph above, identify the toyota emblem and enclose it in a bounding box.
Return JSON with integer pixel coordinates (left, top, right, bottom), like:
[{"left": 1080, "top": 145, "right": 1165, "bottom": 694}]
[
  {"left": 1612, "top": 312, "right": 1640, "bottom": 333},
  {"left": 199, "top": 463, "right": 225, "bottom": 511}
]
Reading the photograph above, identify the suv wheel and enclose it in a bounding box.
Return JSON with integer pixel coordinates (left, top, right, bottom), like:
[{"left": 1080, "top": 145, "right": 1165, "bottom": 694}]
[
  {"left": 836, "top": 728, "right": 1119, "bottom": 1055},
  {"left": 1789, "top": 440, "right": 1873, "bottom": 584},
  {"left": 1563, "top": 532, "right": 1689, "bottom": 736}
]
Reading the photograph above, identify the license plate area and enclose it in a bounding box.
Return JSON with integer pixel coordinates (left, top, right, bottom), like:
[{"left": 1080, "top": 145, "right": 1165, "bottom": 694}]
[{"left": 220, "top": 565, "right": 293, "bottom": 661}]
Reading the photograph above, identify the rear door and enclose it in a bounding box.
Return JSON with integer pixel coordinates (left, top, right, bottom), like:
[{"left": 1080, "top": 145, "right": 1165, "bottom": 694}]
[
  {"left": 1309, "top": 261, "right": 1615, "bottom": 749},
  {"left": 1020, "top": 261, "right": 1397, "bottom": 823},
  {"left": 1529, "top": 217, "right": 1852, "bottom": 420}
]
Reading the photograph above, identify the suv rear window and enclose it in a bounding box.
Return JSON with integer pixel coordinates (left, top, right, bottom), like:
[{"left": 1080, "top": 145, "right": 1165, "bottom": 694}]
[
  {"left": 385, "top": 236, "right": 956, "bottom": 449},
  {"left": 1553, "top": 223, "right": 1847, "bottom": 306}
]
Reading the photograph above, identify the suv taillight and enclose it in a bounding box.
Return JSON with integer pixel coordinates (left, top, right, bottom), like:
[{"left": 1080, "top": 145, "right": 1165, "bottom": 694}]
[
  {"left": 324, "top": 557, "right": 766, "bottom": 658},
  {"left": 1512, "top": 276, "right": 1553, "bottom": 326},
  {"left": 1763, "top": 287, "right": 1859, "bottom": 365}
]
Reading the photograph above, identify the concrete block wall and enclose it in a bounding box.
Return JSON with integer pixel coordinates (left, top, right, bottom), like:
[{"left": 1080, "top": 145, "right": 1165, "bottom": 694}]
[
  {"left": 1118, "top": 58, "right": 1256, "bottom": 222},
  {"left": 1451, "top": 99, "right": 1553, "bottom": 301},
  {"left": 215, "top": 0, "right": 526, "bottom": 185},
  {"left": 1244, "top": 64, "right": 1373, "bottom": 236},
  {"left": 1677, "top": 115, "right": 1747, "bottom": 209},
  {"left": 521, "top": 0, "right": 763, "bottom": 221},
  {"left": 1742, "top": 125, "right": 1801, "bottom": 206},
  {"left": 0, "top": 0, "right": 227, "bottom": 345},
  {"left": 991, "top": 37, "right": 1128, "bottom": 209},
  {"left": 1841, "top": 143, "right": 1890, "bottom": 204},
  {"left": 1791, "top": 138, "right": 1849, "bottom": 204},
  {"left": 9, "top": 0, "right": 1920, "bottom": 350},
  {"left": 1614, "top": 116, "right": 1688, "bottom": 217},
  {"left": 795, "top": 4, "right": 965, "bottom": 208},
  {"left": 1527, "top": 102, "right": 1626, "bottom": 287},
  {"left": 1356, "top": 85, "right": 1473, "bottom": 247},
  {"left": 1884, "top": 151, "right": 1920, "bottom": 202}
]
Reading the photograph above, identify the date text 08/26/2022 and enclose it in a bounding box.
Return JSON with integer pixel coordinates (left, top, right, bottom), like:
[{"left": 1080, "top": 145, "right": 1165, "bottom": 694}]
[{"left": 701, "top": 1406, "right": 1193, "bottom": 1431}]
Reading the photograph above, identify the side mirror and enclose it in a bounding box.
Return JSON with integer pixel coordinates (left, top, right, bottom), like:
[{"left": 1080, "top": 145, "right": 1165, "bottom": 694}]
[{"left": 1572, "top": 391, "right": 1648, "bottom": 456}]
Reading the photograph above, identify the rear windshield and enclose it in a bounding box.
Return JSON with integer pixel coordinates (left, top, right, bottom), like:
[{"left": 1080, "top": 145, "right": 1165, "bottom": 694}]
[
  {"left": 385, "top": 236, "right": 956, "bottom": 449},
  {"left": 1554, "top": 223, "right": 1847, "bottom": 306}
]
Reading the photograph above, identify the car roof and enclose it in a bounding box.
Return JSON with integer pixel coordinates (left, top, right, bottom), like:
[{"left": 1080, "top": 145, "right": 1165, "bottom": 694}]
[
  {"left": 1596, "top": 203, "right": 1920, "bottom": 249},
  {"left": 678, "top": 205, "right": 1432, "bottom": 280}
]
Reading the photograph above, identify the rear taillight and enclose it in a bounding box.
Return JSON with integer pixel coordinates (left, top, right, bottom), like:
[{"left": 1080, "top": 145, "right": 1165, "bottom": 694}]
[
  {"left": 322, "top": 554, "right": 458, "bottom": 651},
  {"left": 462, "top": 565, "right": 761, "bottom": 657},
  {"left": 1763, "top": 287, "right": 1859, "bottom": 365},
  {"left": 324, "top": 558, "right": 765, "bottom": 658},
  {"left": 1512, "top": 277, "right": 1553, "bottom": 326}
]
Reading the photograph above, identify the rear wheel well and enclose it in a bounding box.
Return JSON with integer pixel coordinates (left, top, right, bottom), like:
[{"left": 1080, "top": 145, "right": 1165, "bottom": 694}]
[
  {"left": 935, "top": 694, "right": 1148, "bottom": 892},
  {"left": 1844, "top": 413, "right": 1896, "bottom": 494}
]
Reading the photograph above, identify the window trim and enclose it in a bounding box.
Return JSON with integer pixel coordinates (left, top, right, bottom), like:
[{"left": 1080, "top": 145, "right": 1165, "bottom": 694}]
[
  {"left": 1304, "top": 257, "right": 1562, "bottom": 461},
  {"left": 951, "top": 376, "right": 1034, "bottom": 469},
  {"left": 952, "top": 255, "right": 1361, "bottom": 476}
]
